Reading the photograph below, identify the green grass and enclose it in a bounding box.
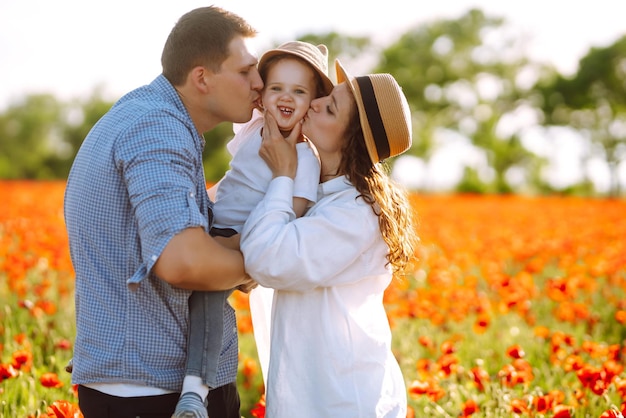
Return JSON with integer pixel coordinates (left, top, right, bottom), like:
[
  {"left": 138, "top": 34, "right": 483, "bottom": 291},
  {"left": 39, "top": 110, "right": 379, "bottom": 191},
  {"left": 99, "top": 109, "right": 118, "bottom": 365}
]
[
  {"left": 1, "top": 267, "right": 624, "bottom": 417},
  {"left": 1, "top": 272, "right": 76, "bottom": 417}
]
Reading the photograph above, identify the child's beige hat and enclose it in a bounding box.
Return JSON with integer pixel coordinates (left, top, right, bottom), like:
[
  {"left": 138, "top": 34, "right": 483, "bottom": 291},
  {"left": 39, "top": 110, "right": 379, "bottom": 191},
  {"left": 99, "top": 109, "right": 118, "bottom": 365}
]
[
  {"left": 335, "top": 59, "right": 412, "bottom": 163},
  {"left": 259, "top": 41, "right": 334, "bottom": 95}
]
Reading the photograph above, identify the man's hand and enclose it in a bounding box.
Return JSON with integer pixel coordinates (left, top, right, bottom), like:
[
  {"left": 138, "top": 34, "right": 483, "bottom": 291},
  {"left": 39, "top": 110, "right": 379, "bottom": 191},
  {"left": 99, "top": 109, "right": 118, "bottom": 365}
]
[{"left": 237, "top": 275, "right": 258, "bottom": 293}]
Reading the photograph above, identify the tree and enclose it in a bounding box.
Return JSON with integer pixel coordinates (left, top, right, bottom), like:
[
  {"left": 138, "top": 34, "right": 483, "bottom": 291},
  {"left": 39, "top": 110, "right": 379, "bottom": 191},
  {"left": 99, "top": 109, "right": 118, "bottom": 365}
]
[
  {"left": 375, "top": 9, "right": 549, "bottom": 193},
  {"left": 202, "top": 123, "right": 238, "bottom": 183},
  {"left": 0, "top": 94, "right": 64, "bottom": 179},
  {"left": 297, "top": 32, "right": 372, "bottom": 79},
  {"left": 63, "top": 89, "right": 114, "bottom": 157},
  {"left": 537, "top": 35, "right": 626, "bottom": 196}
]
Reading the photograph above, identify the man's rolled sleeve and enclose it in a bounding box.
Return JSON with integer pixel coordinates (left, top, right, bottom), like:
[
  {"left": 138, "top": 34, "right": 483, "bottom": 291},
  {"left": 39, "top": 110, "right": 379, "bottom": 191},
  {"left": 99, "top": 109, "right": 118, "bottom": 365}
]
[{"left": 117, "top": 112, "right": 208, "bottom": 285}]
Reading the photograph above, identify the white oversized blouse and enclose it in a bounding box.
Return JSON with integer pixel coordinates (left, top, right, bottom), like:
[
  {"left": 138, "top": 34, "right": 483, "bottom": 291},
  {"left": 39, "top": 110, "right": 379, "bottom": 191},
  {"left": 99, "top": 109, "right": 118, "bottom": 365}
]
[{"left": 241, "top": 176, "right": 407, "bottom": 418}]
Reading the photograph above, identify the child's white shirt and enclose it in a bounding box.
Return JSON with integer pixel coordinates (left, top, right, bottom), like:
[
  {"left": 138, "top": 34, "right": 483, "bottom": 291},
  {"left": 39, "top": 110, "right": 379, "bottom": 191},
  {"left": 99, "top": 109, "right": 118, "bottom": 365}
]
[
  {"left": 212, "top": 109, "right": 320, "bottom": 232},
  {"left": 212, "top": 110, "right": 320, "bottom": 384}
]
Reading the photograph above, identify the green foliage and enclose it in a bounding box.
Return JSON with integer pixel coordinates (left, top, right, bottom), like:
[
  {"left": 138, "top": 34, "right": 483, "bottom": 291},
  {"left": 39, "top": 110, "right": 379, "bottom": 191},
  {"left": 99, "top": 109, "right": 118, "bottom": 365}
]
[
  {"left": 539, "top": 35, "right": 626, "bottom": 113},
  {"left": 0, "top": 95, "right": 64, "bottom": 179},
  {"left": 376, "top": 9, "right": 549, "bottom": 194},
  {"left": 456, "top": 167, "right": 492, "bottom": 194},
  {"left": 537, "top": 35, "right": 626, "bottom": 196},
  {"left": 0, "top": 272, "right": 76, "bottom": 417},
  {"left": 297, "top": 32, "right": 371, "bottom": 79},
  {"left": 1, "top": 9, "right": 626, "bottom": 195},
  {"left": 0, "top": 91, "right": 115, "bottom": 180},
  {"left": 202, "top": 122, "right": 236, "bottom": 183},
  {"left": 63, "top": 90, "right": 115, "bottom": 157}
]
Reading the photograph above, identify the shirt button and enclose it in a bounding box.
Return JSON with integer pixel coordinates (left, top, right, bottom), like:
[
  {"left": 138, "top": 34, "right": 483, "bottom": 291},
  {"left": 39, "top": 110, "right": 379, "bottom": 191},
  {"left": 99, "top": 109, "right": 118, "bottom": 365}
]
[
  {"left": 151, "top": 255, "right": 157, "bottom": 261},
  {"left": 190, "top": 192, "right": 195, "bottom": 197}
]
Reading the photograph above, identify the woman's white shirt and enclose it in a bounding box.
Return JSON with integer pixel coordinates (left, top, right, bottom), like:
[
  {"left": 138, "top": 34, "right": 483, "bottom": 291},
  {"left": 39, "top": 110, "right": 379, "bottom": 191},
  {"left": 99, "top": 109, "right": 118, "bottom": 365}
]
[{"left": 241, "top": 176, "right": 407, "bottom": 418}]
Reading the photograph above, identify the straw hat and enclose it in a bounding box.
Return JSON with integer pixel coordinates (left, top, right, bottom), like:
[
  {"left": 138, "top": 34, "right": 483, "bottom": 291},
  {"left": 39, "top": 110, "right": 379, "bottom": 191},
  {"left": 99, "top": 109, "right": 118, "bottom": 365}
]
[
  {"left": 259, "top": 41, "right": 334, "bottom": 95},
  {"left": 335, "top": 59, "right": 412, "bottom": 163}
]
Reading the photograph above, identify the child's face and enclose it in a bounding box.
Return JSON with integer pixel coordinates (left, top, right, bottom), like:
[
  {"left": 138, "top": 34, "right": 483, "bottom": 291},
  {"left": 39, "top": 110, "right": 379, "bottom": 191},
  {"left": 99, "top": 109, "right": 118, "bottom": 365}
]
[{"left": 261, "top": 58, "right": 318, "bottom": 133}]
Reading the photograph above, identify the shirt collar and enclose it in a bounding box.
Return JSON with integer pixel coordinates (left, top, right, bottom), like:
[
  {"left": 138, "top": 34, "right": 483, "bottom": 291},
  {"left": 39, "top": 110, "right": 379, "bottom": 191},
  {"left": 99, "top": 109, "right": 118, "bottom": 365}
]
[
  {"left": 151, "top": 75, "right": 206, "bottom": 148},
  {"left": 318, "top": 175, "right": 352, "bottom": 197}
]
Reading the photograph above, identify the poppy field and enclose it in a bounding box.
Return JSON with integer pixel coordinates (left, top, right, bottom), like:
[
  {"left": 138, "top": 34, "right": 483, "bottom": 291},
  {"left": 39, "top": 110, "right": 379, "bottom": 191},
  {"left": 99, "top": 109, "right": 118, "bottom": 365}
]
[{"left": 1, "top": 180, "right": 625, "bottom": 417}]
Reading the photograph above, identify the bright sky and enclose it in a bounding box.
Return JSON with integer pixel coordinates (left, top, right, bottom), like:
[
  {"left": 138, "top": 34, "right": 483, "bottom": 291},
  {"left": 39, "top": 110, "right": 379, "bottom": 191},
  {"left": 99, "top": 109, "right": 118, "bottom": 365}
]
[
  {"left": 2, "top": 0, "right": 625, "bottom": 191},
  {"left": 1, "top": 0, "right": 624, "bottom": 110}
]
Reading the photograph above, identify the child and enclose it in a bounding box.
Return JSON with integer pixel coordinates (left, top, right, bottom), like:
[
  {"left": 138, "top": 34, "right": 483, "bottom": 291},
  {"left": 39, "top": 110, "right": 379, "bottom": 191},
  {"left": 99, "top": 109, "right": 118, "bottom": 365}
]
[{"left": 173, "top": 41, "right": 334, "bottom": 418}]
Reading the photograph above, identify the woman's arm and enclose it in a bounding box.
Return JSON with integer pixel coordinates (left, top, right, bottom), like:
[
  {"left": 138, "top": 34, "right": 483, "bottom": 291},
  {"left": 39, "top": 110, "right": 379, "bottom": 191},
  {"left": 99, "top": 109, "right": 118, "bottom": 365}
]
[{"left": 241, "top": 178, "right": 386, "bottom": 292}]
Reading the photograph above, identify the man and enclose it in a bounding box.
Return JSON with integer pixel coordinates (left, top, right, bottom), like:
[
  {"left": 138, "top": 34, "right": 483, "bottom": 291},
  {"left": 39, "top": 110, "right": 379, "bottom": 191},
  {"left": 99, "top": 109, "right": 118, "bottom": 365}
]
[{"left": 64, "top": 6, "right": 261, "bottom": 418}]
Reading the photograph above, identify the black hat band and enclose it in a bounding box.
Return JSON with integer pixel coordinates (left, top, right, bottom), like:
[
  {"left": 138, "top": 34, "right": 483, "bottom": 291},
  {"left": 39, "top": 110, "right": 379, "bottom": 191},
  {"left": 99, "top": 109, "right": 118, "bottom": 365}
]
[{"left": 356, "top": 76, "right": 390, "bottom": 161}]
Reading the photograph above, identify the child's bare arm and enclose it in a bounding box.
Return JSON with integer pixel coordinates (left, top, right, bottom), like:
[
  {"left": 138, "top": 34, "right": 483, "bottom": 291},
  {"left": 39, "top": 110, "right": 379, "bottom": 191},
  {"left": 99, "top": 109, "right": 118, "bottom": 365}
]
[
  {"left": 293, "top": 196, "right": 311, "bottom": 218},
  {"left": 214, "top": 234, "right": 240, "bottom": 250}
]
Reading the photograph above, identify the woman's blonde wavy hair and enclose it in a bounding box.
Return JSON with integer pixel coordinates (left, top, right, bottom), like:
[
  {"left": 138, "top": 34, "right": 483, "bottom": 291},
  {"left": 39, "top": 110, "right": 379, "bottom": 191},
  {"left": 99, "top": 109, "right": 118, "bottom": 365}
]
[{"left": 338, "top": 104, "right": 418, "bottom": 276}]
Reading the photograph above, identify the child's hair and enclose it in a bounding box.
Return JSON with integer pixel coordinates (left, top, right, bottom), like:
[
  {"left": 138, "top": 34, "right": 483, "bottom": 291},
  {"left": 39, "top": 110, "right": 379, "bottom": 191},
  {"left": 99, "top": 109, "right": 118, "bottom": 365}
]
[{"left": 259, "top": 55, "right": 329, "bottom": 99}]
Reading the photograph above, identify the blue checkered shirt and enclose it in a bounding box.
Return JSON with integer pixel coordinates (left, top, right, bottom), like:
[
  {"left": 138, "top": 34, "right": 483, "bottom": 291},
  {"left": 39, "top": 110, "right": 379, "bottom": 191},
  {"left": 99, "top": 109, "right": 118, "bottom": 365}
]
[{"left": 64, "top": 74, "right": 238, "bottom": 391}]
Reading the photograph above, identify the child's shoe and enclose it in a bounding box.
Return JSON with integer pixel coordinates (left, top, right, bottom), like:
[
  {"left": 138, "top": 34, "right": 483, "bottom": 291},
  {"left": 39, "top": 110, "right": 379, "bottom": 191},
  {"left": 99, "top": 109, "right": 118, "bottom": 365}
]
[{"left": 171, "top": 392, "right": 208, "bottom": 418}]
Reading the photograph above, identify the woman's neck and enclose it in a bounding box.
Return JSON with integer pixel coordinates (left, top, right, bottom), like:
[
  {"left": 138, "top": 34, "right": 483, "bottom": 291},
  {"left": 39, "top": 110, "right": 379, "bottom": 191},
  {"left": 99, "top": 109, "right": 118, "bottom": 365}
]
[
  {"left": 321, "top": 173, "right": 339, "bottom": 182},
  {"left": 320, "top": 159, "right": 342, "bottom": 182}
]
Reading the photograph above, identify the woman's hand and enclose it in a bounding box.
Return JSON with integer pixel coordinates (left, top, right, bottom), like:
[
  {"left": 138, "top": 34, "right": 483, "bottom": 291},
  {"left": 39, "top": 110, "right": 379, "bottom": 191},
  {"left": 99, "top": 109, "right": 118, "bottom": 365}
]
[{"left": 259, "top": 111, "right": 299, "bottom": 179}]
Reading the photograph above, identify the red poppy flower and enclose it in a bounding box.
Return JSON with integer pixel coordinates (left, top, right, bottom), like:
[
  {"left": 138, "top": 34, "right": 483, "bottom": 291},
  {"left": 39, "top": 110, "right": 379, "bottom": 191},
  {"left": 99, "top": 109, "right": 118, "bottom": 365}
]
[{"left": 40, "top": 372, "right": 64, "bottom": 388}]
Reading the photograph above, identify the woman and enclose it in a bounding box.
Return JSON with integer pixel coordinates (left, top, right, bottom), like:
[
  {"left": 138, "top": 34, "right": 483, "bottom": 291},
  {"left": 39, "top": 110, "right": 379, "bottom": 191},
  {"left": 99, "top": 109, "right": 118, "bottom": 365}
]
[{"left": 240, "top": 60, "right": 417, "bottom": 418}]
